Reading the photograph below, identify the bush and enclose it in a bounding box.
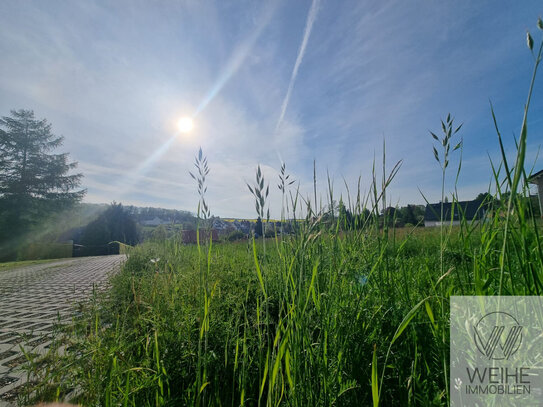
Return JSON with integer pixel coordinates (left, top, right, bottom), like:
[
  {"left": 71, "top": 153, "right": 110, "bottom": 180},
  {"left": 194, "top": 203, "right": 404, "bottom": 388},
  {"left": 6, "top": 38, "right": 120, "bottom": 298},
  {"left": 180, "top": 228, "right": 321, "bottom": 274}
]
[
  {"left": 226, "top": 230, "right": 246, "bottom": 241},
  {"left": 81, "top": 203, "right": 139, "bottom": 246}
]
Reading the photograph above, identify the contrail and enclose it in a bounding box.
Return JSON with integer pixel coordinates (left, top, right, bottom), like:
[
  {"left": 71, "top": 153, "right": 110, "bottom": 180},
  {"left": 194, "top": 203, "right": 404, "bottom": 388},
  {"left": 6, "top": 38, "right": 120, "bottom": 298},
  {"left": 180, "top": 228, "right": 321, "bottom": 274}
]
[
  {"left": 195, "top": 1, "right": 278, "bottom": 116},
  {"left": 275, "top": 0, "right": 320, "bottom": 132}
]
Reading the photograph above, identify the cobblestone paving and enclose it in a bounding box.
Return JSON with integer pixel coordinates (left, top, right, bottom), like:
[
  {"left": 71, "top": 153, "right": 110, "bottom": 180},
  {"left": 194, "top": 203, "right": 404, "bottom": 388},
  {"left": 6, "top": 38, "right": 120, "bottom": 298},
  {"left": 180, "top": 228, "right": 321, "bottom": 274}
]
[{"left": 0, "top": 255, "right": 125, "bottom": 406}]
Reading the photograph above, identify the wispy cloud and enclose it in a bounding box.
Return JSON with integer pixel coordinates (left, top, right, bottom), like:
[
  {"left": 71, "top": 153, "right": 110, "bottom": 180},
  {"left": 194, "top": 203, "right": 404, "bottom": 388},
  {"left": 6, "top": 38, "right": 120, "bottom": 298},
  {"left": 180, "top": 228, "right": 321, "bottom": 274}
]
[
  {"left": 195, "top": 1, "right": 279, "bottom": 116},
  {"left": 1, "top": 0, "right": 542, "bottom": 217},
  {"left": 275, "top": 0, "right": 320, "bottom": 132}
]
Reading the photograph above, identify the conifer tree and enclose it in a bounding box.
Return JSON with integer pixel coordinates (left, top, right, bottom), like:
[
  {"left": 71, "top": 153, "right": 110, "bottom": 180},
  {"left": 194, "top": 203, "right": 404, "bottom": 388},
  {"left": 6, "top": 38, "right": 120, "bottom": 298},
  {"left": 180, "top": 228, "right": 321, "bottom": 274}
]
[{"left": 0, "top": 109, "right": 84, "bottom": 256}]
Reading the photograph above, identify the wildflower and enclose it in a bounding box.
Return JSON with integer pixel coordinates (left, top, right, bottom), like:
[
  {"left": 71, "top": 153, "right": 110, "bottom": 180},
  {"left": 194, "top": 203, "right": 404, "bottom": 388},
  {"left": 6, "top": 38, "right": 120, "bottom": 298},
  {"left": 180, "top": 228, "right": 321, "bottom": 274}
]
[{"left": 150, "top": 258, "right": 160, "bottom": 273}]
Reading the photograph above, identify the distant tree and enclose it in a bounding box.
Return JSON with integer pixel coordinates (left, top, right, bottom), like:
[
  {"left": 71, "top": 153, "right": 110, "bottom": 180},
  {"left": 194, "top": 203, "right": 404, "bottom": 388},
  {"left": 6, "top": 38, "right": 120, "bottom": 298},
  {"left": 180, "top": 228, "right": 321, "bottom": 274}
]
[
  {"left": 359, "top": 208, "right": 372, "bottom": 227},
  {"left": 81, "top": 203, "right": 139, "bottom": 246},
  {"left": 474, "top": 192, "right": 498, "bottom": 212},
  {"left": 227, "top": 230, "right": 246, "bottom": 241},
  {"left": 403, "top": 204, "right": 418, "bottom": 225},
  {"left": 382, "top": 206, "right": 398, "bottom": 227},
  {"left": 528, "top": 195, "right": 541, "bottom": 218},
  {"left": 337, "top": 198, "right": 353, "bottom": 229},
  {"left": 383, "top": 207, "right": 397, "bottom": 217},
  {"left": 475, "top": 192, "right": 491, "bottom": 202},
  {"left": 0, "top": 110, "right": 84, "bottom": 258},
  {"left": 386, "top": 204, "right": 426, "bottom": 227},
  {"left": 328, "top": 200, "right": 338, "bottom": 217},
  {"left": 254, "top": 217, "right": 263, "bottom": 237},
  {"left": 412, "top": 205, "right": 426, "bottom": 224}
]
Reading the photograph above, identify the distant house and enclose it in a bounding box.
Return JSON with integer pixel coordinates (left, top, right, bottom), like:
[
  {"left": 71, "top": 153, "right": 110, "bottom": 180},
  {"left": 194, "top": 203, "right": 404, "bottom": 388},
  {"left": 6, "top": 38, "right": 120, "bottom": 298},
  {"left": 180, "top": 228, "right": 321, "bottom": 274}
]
[
  {"left": 233, "top": 220, "right": 251, "bottom": 234},
  {"left": 528, "top": 169, "right": 543, "bottom": 218},
  {"left": 424, "top": 199, "right": 487, "bottom": 227},
  {"left": 383, "top": 207, "right": 397, "bottom": 218},
  {"left": 212, "top": 218, "right": 230, "bottom": 231},
  {"left": 142, "top": 217, "right": 170, "bottom": 226}
]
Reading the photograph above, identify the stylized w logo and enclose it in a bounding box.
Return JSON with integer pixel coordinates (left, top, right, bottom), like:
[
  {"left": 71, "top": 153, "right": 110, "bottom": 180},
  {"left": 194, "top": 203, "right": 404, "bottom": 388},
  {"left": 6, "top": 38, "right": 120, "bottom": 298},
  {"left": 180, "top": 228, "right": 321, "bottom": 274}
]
[{"left": 473, "top": 312, "right": 523, "bottom": 360}]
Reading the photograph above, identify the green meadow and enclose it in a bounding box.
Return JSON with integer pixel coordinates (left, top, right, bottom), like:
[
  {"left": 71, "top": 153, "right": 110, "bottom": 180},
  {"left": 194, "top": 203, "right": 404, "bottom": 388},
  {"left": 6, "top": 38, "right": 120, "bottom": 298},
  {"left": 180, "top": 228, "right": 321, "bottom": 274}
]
[{"left": 21, "top": 22, "right": 543, "bottom": 407}]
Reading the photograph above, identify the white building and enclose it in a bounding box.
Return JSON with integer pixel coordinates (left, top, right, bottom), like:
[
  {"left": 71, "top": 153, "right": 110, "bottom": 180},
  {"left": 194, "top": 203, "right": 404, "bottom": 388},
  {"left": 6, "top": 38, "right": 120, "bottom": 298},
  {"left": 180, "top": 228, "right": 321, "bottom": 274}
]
[
  {"left": 528, "top": 169, "right": 543, "bottom": 217},
  {"left": 141, "top": 217, "right": 170, "bottom": 226}
]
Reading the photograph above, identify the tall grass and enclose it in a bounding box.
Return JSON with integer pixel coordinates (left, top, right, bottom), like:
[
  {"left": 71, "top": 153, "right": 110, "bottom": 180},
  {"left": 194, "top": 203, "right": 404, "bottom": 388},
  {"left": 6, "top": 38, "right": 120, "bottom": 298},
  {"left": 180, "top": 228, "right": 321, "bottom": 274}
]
[{"left": 22, "top": 19, "right": 543, "bottom": 407}]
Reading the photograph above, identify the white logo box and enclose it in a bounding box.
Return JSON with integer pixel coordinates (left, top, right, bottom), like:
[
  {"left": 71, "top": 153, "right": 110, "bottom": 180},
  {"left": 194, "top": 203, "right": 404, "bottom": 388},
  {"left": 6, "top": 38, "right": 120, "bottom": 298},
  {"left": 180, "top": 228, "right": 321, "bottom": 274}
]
[{"left": 450, "top": 296, "right": 543, "bottom": 406}]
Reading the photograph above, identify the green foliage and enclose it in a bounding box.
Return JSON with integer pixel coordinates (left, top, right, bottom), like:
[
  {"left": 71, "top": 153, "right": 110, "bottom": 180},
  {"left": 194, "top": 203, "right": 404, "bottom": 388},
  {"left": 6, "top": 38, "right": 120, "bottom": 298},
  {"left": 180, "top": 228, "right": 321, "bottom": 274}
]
[
  {"left": 0, "top": 258, "right": 59, "bottom": 271},
  {"left": 226, "top": 230, "right": 246, "bottom": 241},
  {"left": 81, "top": 202, "right": 139, "bottom": 246},
  {"left": 0, "top": 109, "right": 84, "bottom": 260},
  {"left": 254, "top": 216, "right": 263, "bottom": 236},
  {"left": 116, "top": 241, "right": 133, "bottom": 255}
]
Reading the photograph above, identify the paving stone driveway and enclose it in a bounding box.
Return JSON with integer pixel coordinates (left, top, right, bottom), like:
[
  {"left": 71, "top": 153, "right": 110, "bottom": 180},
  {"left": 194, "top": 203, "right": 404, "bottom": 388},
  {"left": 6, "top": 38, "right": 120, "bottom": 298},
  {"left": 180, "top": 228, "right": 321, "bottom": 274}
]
[{"left": 0, "top": 255, "right": 125, "bottom": 406}]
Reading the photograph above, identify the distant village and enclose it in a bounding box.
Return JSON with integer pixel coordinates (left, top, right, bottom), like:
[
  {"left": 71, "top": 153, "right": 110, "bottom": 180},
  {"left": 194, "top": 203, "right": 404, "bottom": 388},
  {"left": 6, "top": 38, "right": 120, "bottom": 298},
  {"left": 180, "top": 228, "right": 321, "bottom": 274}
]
[
  {"left": 10, "top": 184, "right": 542, "bottom": 261},
  {"left": 134, "top": 187, "right": 542, "bottom": 243},
  {"left": 141, "top": 215, "right": 252, "bottom": 233},
  {"left": 139, "top": 214, "right": 279, "bottom": 243}
]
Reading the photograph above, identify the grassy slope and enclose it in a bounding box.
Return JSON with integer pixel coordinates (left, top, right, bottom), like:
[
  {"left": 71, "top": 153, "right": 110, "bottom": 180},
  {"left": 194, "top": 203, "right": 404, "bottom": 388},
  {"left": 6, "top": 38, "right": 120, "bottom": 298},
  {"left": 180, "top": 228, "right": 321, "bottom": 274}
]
[{"left": 0, "top": 258, "right": 64, "bottom": 272}]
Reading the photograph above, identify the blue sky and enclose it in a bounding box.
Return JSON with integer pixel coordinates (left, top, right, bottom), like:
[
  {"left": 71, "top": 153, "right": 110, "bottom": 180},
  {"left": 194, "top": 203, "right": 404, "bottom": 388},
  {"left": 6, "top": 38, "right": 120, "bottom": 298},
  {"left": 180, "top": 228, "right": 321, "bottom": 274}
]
[{"left": 1, "top": 1, "right": 542, "bottom": 218}]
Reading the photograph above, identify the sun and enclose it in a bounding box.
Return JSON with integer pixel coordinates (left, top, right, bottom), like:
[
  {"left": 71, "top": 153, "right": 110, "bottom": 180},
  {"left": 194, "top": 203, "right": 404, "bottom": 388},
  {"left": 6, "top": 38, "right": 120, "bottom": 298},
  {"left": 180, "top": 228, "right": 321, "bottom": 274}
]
[{"left": 177, "top": 117, "right": 194, "bottom": 133}]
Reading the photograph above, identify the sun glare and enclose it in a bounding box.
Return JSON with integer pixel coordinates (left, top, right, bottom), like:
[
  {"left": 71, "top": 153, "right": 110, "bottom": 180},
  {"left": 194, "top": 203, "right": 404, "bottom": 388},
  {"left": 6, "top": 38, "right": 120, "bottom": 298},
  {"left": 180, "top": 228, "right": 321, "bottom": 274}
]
[{"left": 177, "top": 117, "right": 194, "bottom": 133}]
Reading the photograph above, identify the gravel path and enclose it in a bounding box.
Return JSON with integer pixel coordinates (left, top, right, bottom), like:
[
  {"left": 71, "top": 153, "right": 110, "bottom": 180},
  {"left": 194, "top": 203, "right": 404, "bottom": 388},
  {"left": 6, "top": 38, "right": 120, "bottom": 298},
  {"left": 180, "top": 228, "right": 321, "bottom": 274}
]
[{"left": 0, "top": 255, "right": 125, "bottom": 406}]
